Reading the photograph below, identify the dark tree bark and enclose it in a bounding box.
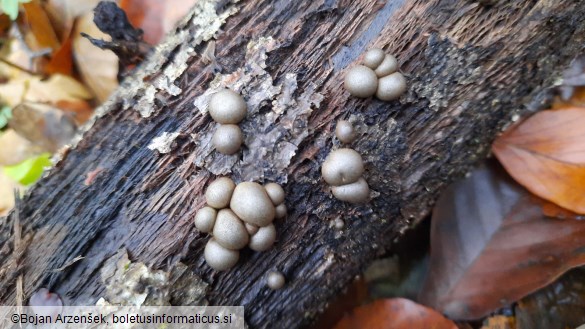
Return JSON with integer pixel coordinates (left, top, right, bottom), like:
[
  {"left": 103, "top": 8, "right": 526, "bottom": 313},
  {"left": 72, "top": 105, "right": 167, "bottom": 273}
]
[{"left": 1, "top": 0, "right": 585, "bottom": 328}]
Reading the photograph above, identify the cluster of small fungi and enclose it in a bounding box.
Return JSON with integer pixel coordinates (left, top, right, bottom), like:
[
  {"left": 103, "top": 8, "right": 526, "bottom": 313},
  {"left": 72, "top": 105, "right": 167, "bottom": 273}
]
[
  {"left": 321, "top": 120, "right": 370, "bottom": 204},
  {"left": 208, "top": 89, "right": 247, "bottom": 154},
  {"left": 195, "top": 177, "right": 287, "bottom": 272},
  {"left": 344, "top": 48, "right": 406, "bottom": 101}
]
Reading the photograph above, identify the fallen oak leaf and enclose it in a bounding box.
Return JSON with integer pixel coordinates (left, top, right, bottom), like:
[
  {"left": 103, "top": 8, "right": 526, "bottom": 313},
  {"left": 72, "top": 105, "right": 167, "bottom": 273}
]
[
  {"left": 419, "top": 160, "right": 585, "bottom": 320},
  {"left": 492, "top": 107, "right": 585, "bottom": 214},
  {"left": 333, "top": 298, "right": 457, "bottom": 329}
]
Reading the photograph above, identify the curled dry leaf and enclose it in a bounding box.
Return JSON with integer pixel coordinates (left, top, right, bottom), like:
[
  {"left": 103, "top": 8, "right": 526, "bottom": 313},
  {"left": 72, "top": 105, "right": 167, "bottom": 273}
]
[
  {"left": 333, "top": 298, "right": 457, "bottom": 329},
  {"left": 492, "top": 107, "right": 585, "bottom": 214},
  {"left": 419, "top": 160, "right": 585, "bottom": 319}
]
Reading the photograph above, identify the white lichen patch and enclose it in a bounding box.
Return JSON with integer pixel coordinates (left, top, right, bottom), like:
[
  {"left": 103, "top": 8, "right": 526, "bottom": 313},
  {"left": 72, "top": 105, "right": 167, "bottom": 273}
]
[
  {"left": 100, "top": 250, "right": 171, "bottom": 306},
  {"left": 148, "top": 132, "right": 180, "bottom": 154},
  {"left": 193, "top": 37, "right": 324, "bottom": 182}
]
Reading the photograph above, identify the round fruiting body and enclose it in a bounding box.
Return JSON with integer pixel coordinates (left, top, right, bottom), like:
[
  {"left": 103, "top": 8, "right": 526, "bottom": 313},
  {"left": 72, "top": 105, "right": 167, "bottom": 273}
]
[
  {"left": 275, "top": 203, "right": 287, "bottom": 219},
  {"left": 204, "top": 238, "right": 240, "bottom": 271},
  {"left": 334, "top": 218, "right": 345, "bottom": 230},
  {"left": 213, "top": 209, "right": 249, "bottom": 250},
  {"left": 363, "top": 48, "right": 385, "bottom": 69},
  {"left": 212, "top": 124, "right": 243, "bottom": 155},
  {"left": 248, "top": 224, "right": 276, "bottom": 252},
  {"left": 205, "top": 177, "right": 236, "bottom": 209},
  {"left": 376, "top": 72, "right": 407, "bottom": 101},
  {"left": 194, "top": 206, "right": 217, "bottom": 233},
  {"left": 331, "top": 177, "right": 370, "bottom": 204},
  {"left": 208, "top": 89, "right": 247, "bottom": 124},
  {"left": 344, "top": 65, "right": 378, "bottom": 98},
  {"left": 321, "top": 148, "right": 364, "bottom": 186},
  {"left": 335, "top": 120, "right": 356, "bottom": 144},
  {"left": 230, "top": 182, "right": 276, "bottom": 227},
  {"left": 266, "top": 271, "right": 285, "bottom": 290},
  {"left": 264, "top": 183, "right": 285, "bottom": 205},
  {"left": 374, "top": 54, "right": 398, "bottom": 77}
]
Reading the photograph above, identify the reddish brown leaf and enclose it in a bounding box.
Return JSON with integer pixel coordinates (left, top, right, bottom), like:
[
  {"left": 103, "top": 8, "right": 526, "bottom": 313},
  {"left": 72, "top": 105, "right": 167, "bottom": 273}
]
[
  {"left": 45, "top": 29, "right": 73, "bottom": 76},
  {"left": 492, "top": 107, "right": 585, "bottom": 214},
  {"left": 333, "top": 298, "right": 457, "bottom": 329},
  {"left": 419, "top": 161, "right": 585, "bottom": 320},
  {"left": 55, "top": 99, "right": 93, "bottom": 123},
  {"left": 120, "top": 0, "right": 198, "bottom": 45}
]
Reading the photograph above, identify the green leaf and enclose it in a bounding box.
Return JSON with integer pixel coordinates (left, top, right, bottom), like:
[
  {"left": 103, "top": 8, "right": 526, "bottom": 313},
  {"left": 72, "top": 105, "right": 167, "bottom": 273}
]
[
  {"left": 3, "top": 153, "right": 51, "bottom": 185},
  {"left": 1, "top": 0, "right": 31, "bottom": 20},
  {"left": 0, "top": 106, "right": 12, "bottom": 129}
]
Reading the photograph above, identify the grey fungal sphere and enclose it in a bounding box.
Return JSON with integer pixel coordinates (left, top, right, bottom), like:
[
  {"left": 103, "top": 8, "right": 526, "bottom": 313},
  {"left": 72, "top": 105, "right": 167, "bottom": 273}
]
[
  {"left": 331, "top": 177, "right": 370, "bottom": 204},
  {"left": 335, "top": 120, "right": 356, "bottom": 144},
  {"left": 204, "top": 238, "right": 240, "bottom": 271},
  {"left": 230, "top": 182, "right": 276, "bottom": 227},
  {"left": 194, "top": 206, "right": 217, "bottom": 233},
  {"left": 212, "top": 124, "right": 243, "bottom": 155},
  {"left": 213, "top": 209, "right": 249, "bottom": 250},
  {"left": 334, "top": 218, "right": 345, "bottom": 230},
  {"left": 321, "top": 148, "right": 364, "bottom": 186},
  {"left": 208, "top": 89, "right": 247, "bottom": 124},
  {"left": 264, "top": 183, "right": 285, "bottom": 205},
  {"left": 248, "top": 224, "right": 276, "bottom": 251},
  {"left": 376, "top": 72, "right": 407, "bottom": 101},
  {"left": 205, "top": 177, "right": 236, "bottom": 209},
  {"left": 363, "top": 48, "right": 385, "bottom": 69},
  {"left": 344, "top": 65, "right": 378, "bottom": 98},
  {"left": 374, "top": 54, "right": 398, "bottom": 77},
  {"left": 266, "top": 271, "right": 285, "bottom": 290},
  {"left": 275, "top": 203, "right": 287, "bottom": 219}
]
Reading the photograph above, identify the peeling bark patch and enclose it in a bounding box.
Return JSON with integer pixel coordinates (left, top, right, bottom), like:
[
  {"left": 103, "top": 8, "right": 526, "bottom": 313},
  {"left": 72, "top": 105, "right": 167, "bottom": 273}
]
[
  {"left": 99, "top": 250, "right": 208, "bottom": 306},
  {"left": 148, "top": 132, "right": 180, "bottom": 154},
  {"left": 193, "top": 37, "right": 324, "bottom": 182}
]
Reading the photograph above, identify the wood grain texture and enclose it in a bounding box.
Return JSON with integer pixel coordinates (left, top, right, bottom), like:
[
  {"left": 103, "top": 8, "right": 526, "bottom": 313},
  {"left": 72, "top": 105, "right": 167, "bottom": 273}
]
[{"left": 1, "top": 0, "right": 584, "bottom": 328}]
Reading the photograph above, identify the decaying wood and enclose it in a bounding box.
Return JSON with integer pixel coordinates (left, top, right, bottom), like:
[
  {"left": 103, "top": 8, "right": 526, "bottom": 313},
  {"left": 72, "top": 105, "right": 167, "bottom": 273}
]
[{"left": 1, "top": 0, "right": 585, "bottom": 328}]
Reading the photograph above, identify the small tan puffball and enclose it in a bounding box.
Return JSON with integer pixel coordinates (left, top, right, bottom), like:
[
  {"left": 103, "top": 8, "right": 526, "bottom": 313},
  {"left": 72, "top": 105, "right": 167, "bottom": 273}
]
[
  {"left": 335, "top": 120, "right": 356, "bottom": 144},
  {"left": 376, "top": 72, "right": 407, "bottom": 101},
  {"left": 204, "top": 238, "right": 240, "bottom": 271},
  {"left": 363, "top": 48, "right": 385, "bottom": 69},
  {"left": 275, "top": 203, "right": 287, "bottom": 219},
  {"left": 208, "top": 89, "right": 247, "bottom": 124},
  {"left": 321, "top": 148, "right": 364, "bottom": 186},
  {"left": 331, "top": 177, "right": 370, "bottom": 204},
  {"left": 230, "top": 182, "right": 276, "bottom": 227},
  {"left": 266, "top": 271, "right": 285, "bottom": 290},
  {"left": 374, "top": 54, "right": 398, "bottom": 77},
  {"left": 212, "top": 209, "right": 249, "bottom": 250},
  {"left": 205, "top": 177, "right": 236, "bottom": 209},
  {"left": 194, "top": 206, "right": 217, "bottom": 233},
  {"left": 212, "top": 124, "right": 243, "bottom": 155},
  {"left": 264, "top": 183, "right": 286, "bottom": 205},
  {"left": 248, "top": 224, "right": 276, "bottom": 252},
  {"left": 344, "top": 65, "right": 378, "bottom": 98}
]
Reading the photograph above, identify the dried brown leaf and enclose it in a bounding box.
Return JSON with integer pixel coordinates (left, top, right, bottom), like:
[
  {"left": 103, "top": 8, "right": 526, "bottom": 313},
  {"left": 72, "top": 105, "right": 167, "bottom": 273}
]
[
  {"left": 492, "top": 107, "right": 585, "bottom": 214},
  {"left": 419, "top": 161, "right": 585, "bottom": 319}
]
